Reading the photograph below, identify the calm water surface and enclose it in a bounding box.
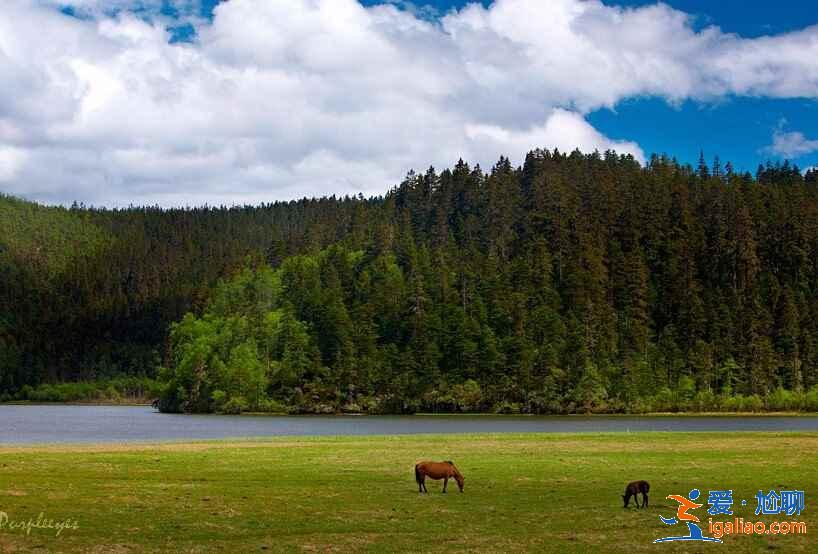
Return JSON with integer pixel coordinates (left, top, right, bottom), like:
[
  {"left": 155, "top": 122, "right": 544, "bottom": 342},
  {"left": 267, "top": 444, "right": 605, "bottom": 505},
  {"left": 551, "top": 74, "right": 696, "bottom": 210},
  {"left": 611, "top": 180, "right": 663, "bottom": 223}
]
[{"left": 2, "top": 405, "right": 818, "bottom": 444}]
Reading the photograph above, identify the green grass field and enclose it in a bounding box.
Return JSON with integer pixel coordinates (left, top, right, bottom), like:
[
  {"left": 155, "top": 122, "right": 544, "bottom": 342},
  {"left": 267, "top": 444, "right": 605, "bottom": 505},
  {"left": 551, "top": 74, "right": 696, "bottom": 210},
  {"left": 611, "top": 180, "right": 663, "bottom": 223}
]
[{"left": 1, "top": 432, "right": 816, "bottom": 552}]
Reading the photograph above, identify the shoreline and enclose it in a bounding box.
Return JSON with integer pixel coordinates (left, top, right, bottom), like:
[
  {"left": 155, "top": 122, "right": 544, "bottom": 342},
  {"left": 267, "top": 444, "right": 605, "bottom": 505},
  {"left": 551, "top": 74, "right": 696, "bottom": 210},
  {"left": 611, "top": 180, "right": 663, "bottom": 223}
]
[
  {"left": 2, "top": 402, "right": 816, "bottom": 417},
  {"left": 0, "top": 400, "right": 152, "bottom": 407},
  {"left": 3, "top": 429, "right": 818, "bottom": 452}
]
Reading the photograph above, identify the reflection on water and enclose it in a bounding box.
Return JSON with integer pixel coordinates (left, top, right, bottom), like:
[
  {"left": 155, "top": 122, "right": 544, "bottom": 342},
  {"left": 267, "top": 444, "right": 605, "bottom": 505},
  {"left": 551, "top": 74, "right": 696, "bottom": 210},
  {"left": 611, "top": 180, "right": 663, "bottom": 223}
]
[{"left": 1, "top": 404, "right": 817, "bottom": 444}]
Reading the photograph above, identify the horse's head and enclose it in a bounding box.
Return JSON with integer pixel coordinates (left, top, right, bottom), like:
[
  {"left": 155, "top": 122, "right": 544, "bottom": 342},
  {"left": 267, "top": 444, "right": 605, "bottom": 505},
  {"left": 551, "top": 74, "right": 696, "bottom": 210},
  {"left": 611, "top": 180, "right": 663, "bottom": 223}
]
[{"left": 453, "top": 468, "right": 465, "bottom": 492}]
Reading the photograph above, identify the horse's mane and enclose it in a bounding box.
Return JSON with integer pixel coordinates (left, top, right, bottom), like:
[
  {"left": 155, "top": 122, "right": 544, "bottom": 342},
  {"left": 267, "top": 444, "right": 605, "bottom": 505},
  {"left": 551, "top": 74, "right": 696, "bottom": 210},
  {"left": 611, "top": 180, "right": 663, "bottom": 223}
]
[{"left": 446, "top": 461, "right": 464, "bottom": 481}]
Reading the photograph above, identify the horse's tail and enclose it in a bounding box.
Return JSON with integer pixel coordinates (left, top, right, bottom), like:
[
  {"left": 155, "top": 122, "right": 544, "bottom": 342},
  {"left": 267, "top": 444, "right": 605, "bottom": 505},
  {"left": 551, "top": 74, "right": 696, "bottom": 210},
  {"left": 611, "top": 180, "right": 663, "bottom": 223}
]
[{"left": 414, "top": 464, "right": 422, "bottom": 484}]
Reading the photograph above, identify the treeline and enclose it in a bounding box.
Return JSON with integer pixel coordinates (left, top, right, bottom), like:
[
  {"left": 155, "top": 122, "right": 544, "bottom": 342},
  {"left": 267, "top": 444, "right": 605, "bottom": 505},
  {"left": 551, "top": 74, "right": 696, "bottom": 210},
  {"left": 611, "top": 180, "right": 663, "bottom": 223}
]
[
  {"left": 157, "top": 248, "right": 818, "bottom": 414},
  {"left": 1, "top": 376, "right": 160, "bottom": 404},
  {"left": 0, "top": 191, "right": 384, "bottom": 389},
  {"left": 3, "top": 151, "right": 818, "bottom": 413}
]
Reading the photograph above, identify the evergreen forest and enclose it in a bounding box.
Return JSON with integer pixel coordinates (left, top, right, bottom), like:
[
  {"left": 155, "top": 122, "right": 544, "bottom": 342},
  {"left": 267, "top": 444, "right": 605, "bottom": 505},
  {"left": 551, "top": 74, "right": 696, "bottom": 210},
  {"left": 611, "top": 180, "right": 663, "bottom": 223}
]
[{"left": 3, "top": 150, "right": 818, "bottom": 413}]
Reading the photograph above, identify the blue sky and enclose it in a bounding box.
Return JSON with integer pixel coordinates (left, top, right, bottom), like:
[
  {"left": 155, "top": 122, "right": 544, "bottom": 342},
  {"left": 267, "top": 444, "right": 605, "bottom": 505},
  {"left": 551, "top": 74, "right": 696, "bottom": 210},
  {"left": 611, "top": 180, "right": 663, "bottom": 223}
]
[
  {"left": 3, "top": 0, "right": 818, "bottom": 206},
  {"left": 374, "top": 0, "right": 818, "bottom": 173},
  {"left": 597, "top": 0, "right": 818, "bottom": 173}
]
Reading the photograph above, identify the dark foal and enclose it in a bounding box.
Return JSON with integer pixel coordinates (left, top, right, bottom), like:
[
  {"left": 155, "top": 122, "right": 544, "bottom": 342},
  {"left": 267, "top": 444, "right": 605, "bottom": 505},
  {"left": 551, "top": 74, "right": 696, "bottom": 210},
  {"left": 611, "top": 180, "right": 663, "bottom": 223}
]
[{"left": 623, "top": 480, "right": 650, "bottom": 508}]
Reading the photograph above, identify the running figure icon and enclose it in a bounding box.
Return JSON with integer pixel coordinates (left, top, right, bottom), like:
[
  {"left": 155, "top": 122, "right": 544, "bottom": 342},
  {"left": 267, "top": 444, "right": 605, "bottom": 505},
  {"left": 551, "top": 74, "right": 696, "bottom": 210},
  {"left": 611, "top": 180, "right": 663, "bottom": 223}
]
[{"left": 654, "top": 489, "right": 723, "bottom": 543}]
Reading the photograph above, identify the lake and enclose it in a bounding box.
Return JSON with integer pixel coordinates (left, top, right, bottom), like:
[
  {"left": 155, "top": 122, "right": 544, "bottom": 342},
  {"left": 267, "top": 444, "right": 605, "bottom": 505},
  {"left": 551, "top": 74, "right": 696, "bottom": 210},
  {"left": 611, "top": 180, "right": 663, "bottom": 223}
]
[{"left": 3, "top": 405, "right": 818, "bottom": 444}]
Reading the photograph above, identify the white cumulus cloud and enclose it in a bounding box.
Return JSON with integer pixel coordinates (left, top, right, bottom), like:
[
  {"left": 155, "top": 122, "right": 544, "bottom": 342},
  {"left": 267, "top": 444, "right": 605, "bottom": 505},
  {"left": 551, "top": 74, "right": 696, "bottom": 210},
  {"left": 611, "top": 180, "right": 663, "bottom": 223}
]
[
  {"left": 1, "top": 0, "right": 818, "bottom": 206},
  {"left": 768, "top": 129, "right": 818, "bottom": 158},
  {"left": 0, "top": 146, "right": 28, "bottom": 182},
  {"left": 465, "top": 109, "right": 643, "bottom": 161}
]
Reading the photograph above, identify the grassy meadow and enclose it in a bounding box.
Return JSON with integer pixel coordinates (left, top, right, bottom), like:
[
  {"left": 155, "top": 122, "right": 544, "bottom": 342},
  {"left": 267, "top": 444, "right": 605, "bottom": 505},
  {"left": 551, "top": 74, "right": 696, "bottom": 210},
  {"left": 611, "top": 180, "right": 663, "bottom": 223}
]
[{"left": 0, "top": 432, "right": 816, "bottom": 552}]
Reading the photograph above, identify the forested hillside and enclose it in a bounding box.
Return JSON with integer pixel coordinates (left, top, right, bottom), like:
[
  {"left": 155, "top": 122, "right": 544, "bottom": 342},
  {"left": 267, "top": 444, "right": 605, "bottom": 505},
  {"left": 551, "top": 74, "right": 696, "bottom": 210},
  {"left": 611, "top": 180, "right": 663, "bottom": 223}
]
[
  {"left": 3, "top": 150, "right": 818, "bottom": 412},
  {"left": 0, "top": 190, "right": 383, "bottom": 392}
]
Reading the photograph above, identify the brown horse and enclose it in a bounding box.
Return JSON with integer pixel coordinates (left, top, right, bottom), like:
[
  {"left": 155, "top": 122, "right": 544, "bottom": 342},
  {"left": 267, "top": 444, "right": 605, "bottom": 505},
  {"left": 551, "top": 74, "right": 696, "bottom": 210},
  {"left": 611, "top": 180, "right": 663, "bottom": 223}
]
[
  {"left": 415, "top": 461, "right": 465, "bottom": 493},
  {"left": 623, "top": 480, "right": 650, "bottom": 508}
]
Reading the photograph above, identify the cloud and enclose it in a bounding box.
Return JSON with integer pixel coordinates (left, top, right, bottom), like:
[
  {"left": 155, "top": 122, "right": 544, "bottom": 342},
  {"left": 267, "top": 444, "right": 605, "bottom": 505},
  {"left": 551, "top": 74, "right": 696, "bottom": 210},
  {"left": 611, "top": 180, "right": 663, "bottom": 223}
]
[
  {"left": 768, "top": 129, "right": 818, "bottom": 158},
  {"left": 2, "top": 0, "right": 818, "bottom": 206},
  {"left": 0, "top": 146, "right": 28, "bottom": 182},
  {"left": 465, "top": 109, "right": 644, "bottom": 161}
]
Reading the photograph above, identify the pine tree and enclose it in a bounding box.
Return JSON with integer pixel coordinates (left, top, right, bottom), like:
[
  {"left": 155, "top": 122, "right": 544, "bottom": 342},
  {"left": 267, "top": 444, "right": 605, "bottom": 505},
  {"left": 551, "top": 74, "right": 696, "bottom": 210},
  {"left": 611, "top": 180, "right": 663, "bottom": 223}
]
[
  {"left": 697, "top": 150, "right": 710, "bottom": 180},
  {"left": 712, "top": 155, "right": 722, "bottom": 180}
]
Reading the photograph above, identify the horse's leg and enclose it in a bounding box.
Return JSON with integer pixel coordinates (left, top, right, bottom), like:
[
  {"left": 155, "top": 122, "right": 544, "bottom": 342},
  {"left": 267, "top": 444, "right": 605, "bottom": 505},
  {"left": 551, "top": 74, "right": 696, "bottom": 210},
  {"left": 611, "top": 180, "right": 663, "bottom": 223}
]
[
  {"left": 643, "top": 493, "right": 648, "bottom": 508},
  {"left": 634, "top": 495, "right": 640, "bottom": 508},
  {"left": 443, "top": 477, "right": 448, "bottom": 493},
  {"left": 422, "top": 478, "right": 428, "bottom": 493}
]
